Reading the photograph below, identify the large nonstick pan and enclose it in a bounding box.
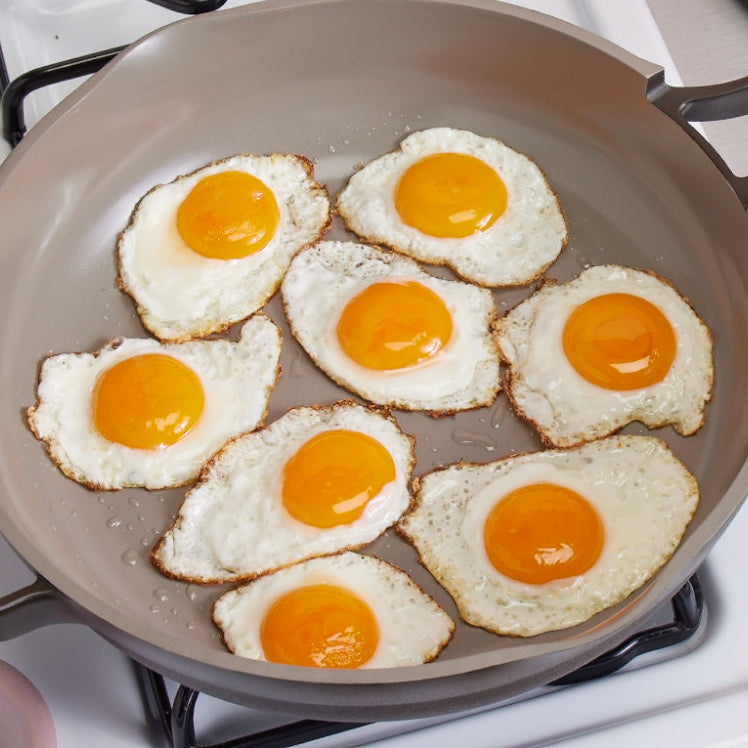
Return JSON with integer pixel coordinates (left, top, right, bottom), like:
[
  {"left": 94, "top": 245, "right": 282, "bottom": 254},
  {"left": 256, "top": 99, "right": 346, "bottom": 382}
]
[{"left": 1, "top": 0, "right": 747, "bottom": 722}]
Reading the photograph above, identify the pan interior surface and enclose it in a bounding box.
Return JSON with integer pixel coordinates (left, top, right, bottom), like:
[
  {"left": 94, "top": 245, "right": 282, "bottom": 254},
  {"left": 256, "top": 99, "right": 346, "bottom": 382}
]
[{"left": 0, "top": 0, "right": 747, "bottom": 716}]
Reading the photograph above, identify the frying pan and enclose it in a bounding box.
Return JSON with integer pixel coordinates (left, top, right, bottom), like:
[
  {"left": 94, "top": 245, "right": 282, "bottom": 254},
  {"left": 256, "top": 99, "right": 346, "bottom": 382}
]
[{"left": 0, "top": 0, "right": 747, "bottom": 722}]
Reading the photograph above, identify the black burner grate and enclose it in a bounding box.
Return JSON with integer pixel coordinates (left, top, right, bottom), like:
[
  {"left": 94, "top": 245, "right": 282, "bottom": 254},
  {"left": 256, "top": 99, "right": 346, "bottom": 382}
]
[
  {"left": 130, "top": 575, "right": 703, "bottom": 748},
  {"left": 134, "top": 663, "right": 365, "bottom": 748},
  {"left": 0, "top": 0, "right": 227, "bottom": 146},
  {"left": 1, "top": 47, "right": 123, "bottom": 146}
]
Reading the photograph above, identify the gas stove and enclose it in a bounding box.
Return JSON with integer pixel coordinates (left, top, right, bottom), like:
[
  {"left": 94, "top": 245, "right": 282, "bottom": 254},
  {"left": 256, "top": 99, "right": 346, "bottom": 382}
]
[{"left": 0, "top": 1, "right": 747, "bottom": 747}]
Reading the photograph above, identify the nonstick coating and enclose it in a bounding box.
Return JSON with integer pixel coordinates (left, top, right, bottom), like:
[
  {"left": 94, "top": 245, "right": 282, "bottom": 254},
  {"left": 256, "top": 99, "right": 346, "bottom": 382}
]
[{"left": 0, "top": 0, "right": 747, "bottom": 721}]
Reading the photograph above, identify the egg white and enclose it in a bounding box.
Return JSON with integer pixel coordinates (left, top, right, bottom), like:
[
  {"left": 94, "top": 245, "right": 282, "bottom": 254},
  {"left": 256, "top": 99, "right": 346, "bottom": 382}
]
[
  {"left": 212, "top": 552, "right": 455, "bottom": 668},
  {"left": 336, "top": 127, "right": 567, "bottom": 286},
  {"left": 117, "top": 153, "right": 330, "bottom": 342},
  {"left": 398, "top": 434, "right": 699, "bottom": 637},
  {"left": 281, "top": 240, "right": 501, "bottom": 413},
  {"left": 27, "top": 315, "right": 281, "bottom": 490},
  {"left": 150, "top": 402, "right": 415, "bottom": 583},
  {"left": 495, "top": 265, "right": 714, "bottom": 447}
]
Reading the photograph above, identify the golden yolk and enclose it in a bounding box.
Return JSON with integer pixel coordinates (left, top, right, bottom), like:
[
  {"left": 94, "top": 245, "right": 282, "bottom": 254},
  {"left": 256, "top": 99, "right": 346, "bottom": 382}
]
[
  {"left": 176, "top": 170, "right": 280, "bottom": 259},
  {"left": 483, "top": 483, "right": 603, "bottom": 585},
  {"left": 335, "top": 280, "right": 453, "bottom": 371},
  {"left": 562, "top": 293, "right": 677, "bottom": 390},
  {"left": 91, "top": 353, "right": 204, "bottom": 450},
  {"left": 281, "top": 429, "right": 396, "bottom": 528},
  {"left": 394, "top": 152, "right": 507, "bottom": 238},
  {"left": 260, "top": 583, "right": 379, "bottom": 668}
]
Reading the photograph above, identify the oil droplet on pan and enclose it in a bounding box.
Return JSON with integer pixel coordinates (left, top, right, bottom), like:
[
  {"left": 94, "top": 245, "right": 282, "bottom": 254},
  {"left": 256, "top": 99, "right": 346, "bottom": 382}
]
[
  {"left": 121, "top": 549, "right": 139, "bottom": 566},
  {"left": 451, "top": 428, "right": 497, "bottom": 452},
  {"left": 490, "top": 403, "right": 506, "bottom": 429}
]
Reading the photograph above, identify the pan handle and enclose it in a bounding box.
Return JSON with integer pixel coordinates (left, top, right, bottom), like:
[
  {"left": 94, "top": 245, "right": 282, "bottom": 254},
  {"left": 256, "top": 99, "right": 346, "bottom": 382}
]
[
  {"left": 647, "top": 72, "right": 748, "bottom": 210},
  {"left": 0, "top": 576, "right": 77, "bottom": 640}
]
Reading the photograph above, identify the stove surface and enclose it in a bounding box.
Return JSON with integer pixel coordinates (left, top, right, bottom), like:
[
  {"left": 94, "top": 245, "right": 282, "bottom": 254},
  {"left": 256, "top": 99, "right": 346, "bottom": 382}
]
[{"left": 0, "top": 1, "right": 746, "bottom": 746}]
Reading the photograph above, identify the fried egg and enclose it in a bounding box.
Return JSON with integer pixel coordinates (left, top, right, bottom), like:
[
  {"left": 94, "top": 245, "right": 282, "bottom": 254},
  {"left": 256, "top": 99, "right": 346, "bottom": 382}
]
[
  {"left": 336, "top": 127, "right": 567, "bottom": 286},
  {"left": 495, "top": 265, "right": 714, "bottom": 447},
  {"left": 150, "top": 401, "right": 415, "bottom": 583},
  {"left": 117, "top": 153, "right": 330, "bottom": 342},
  {"left": 212, "top": 552, "right": 454, "bottom": 668},
  {"left": 281, "top": 241, "right": 501, "bottom": 413},
  {"left": 27, "top": 315, "right": 281, "bottom": 490},
  {"left": 398, "top": 435, "right": 699, "bottom": 637}
]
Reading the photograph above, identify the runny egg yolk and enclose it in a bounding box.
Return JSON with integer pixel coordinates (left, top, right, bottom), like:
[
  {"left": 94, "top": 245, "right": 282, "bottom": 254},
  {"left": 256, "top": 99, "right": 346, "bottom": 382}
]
[
  {"left": 562, "top": 293, "right": 677, "bottom": 390},
  {"left": 176, "top": 170, "right": 280, "bottom": 260},
  {"left": 260, "top": 583, "right": 379, "bottom": 668},
  {"left": 281, "top": 430, "right": 396, "bottom": 528},
  {"left": 394, "top": 152, "right": 507, "bottom": 238},
  {"left": 335, "top": 280, "right": 453, "bottom": 371},
  {"left": 483, "top": 483, "right": 603, "bottom": 585},
  {"left": 91, "top": 353, "right": 204, "bottom": 450}
]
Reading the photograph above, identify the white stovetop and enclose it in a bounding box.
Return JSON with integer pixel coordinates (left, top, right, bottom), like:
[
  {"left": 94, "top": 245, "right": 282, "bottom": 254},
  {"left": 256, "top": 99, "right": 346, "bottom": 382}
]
[{"left": 0, "top": 1, "right": 747, "bottom": 746}]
